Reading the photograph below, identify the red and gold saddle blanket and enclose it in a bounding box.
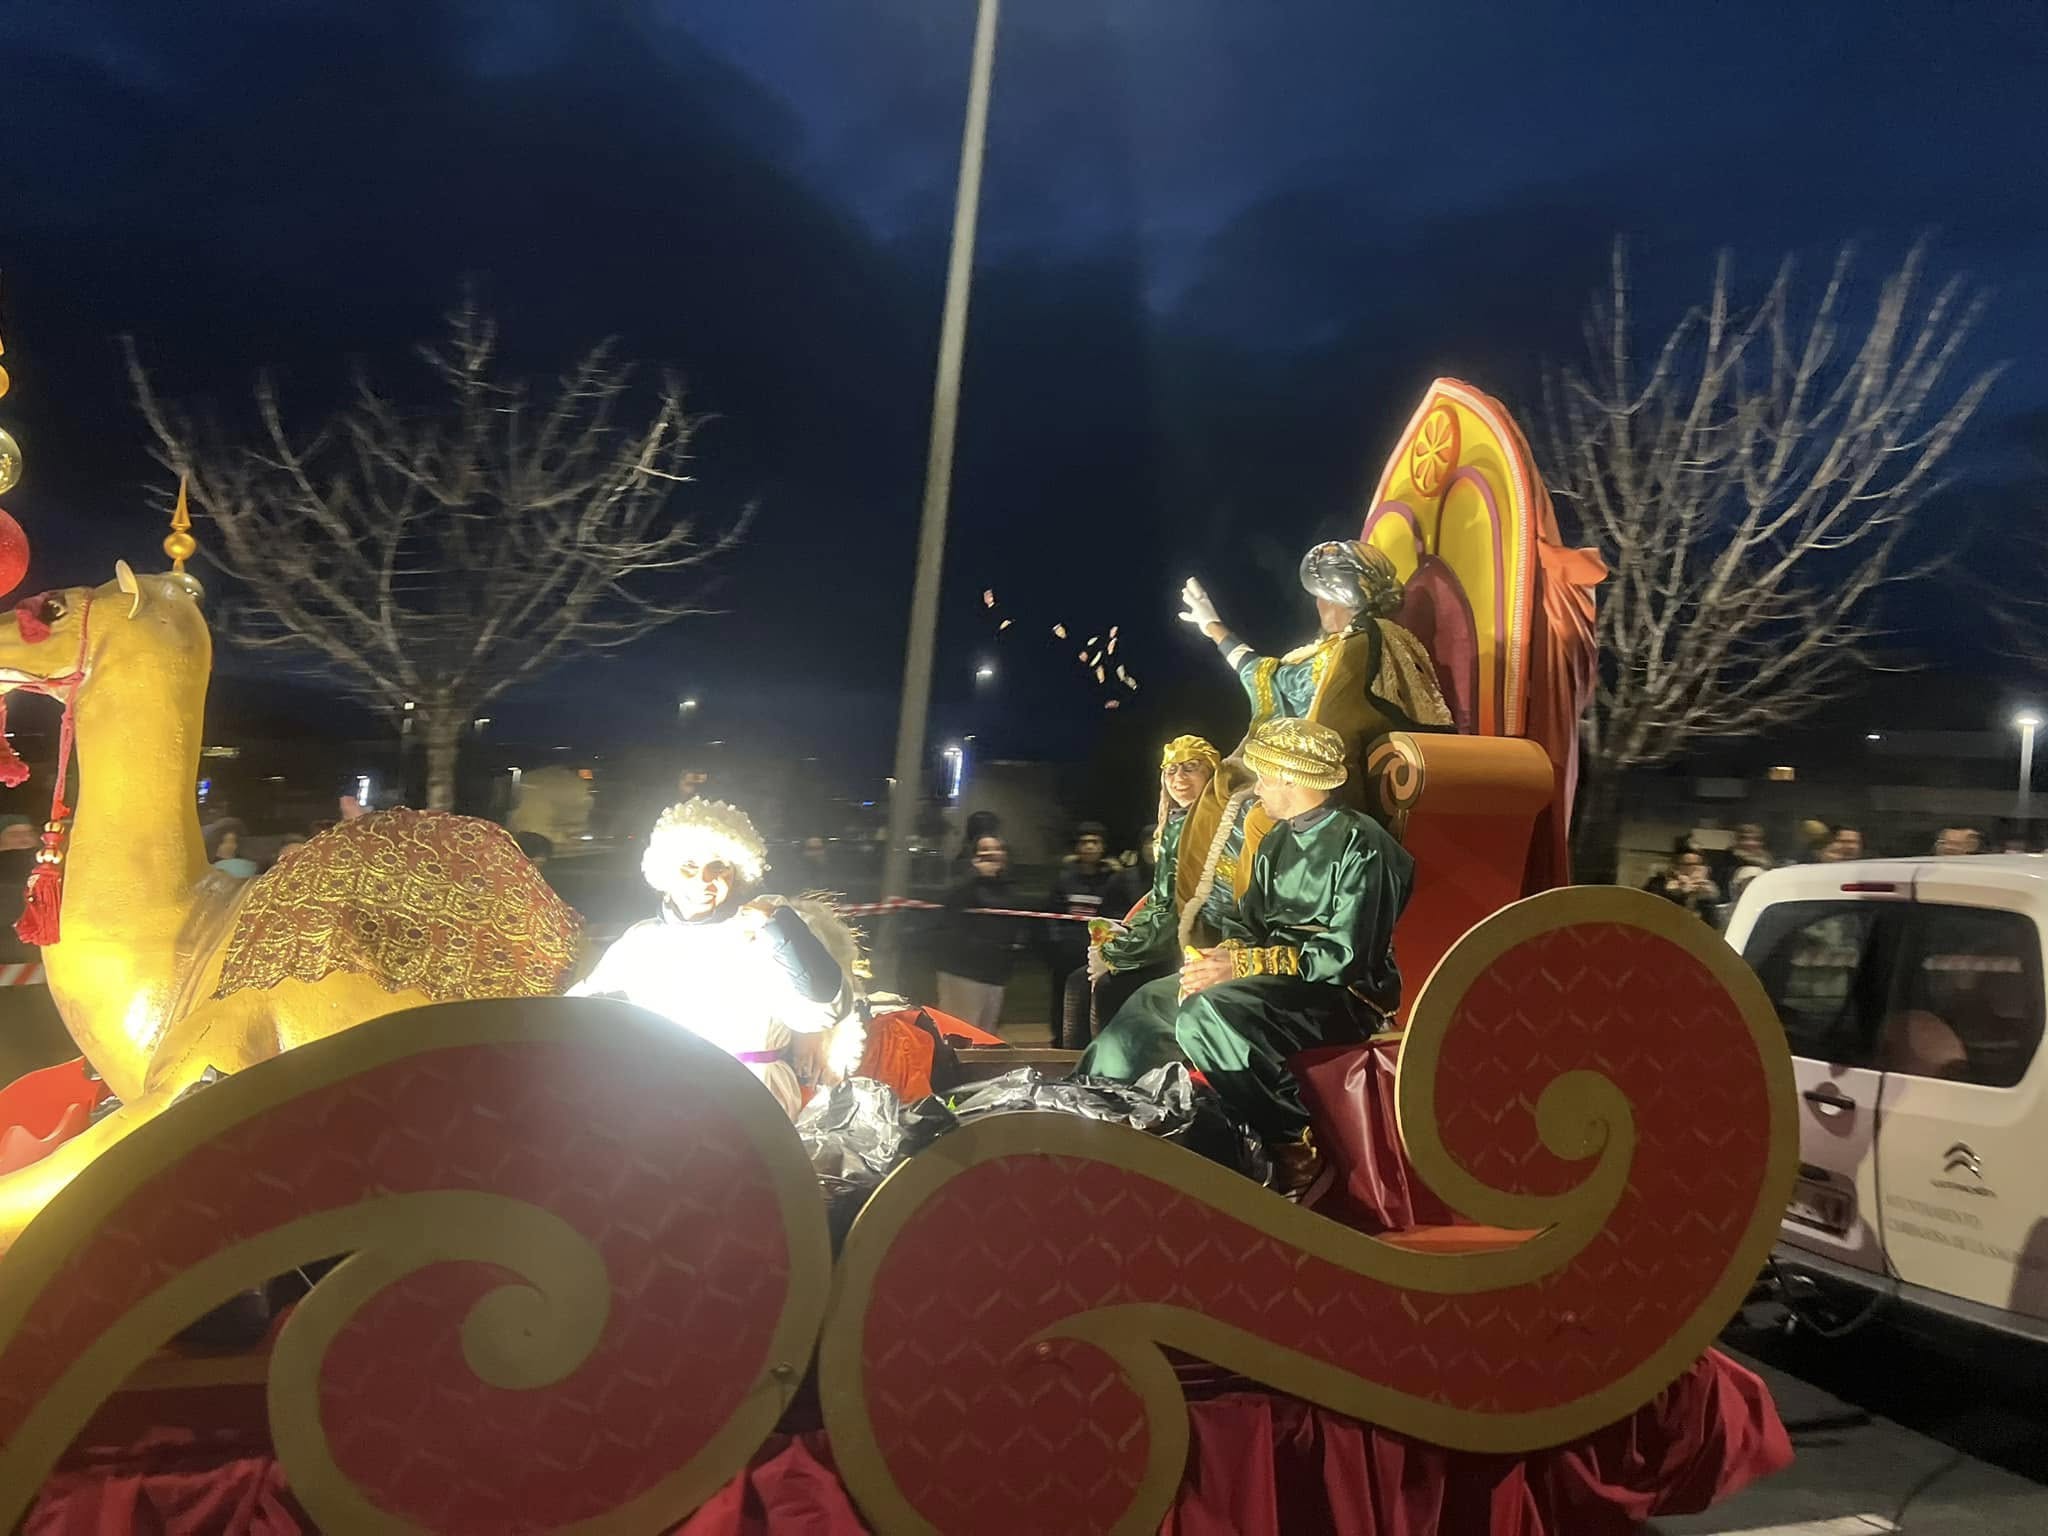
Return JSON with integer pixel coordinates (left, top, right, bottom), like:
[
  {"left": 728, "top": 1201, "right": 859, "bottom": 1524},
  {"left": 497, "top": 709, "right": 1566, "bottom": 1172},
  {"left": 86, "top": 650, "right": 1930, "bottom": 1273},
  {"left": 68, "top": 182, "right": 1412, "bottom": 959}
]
[{"left": 215, "top": 809, "right": 581, "bottom": 1003}]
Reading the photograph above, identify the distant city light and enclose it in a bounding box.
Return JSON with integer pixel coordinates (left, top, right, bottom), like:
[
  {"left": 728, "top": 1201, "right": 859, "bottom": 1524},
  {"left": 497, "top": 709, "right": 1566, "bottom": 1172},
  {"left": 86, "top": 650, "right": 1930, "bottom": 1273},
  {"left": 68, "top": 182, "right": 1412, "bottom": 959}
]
[
  {"left": 403, "top": 701, "right": 415, "bottom": 713},
  {"left": 1767, "top": 765, "right": 1796, "bottom": 783},
  {"left": 975, "top": 662, "right": 996, "bottom": 683},
  {"left": 1865, "top": 732, "right": 1882, "bottom": 742},
  {"left": 680, "top": 697, "right": 699, "bottom": 714},
  {"left": 197, "top": 777, "right": 211, "bottom": 803},
  {"left": 941, "top": 743, "right": 966, "bottom": 800}
]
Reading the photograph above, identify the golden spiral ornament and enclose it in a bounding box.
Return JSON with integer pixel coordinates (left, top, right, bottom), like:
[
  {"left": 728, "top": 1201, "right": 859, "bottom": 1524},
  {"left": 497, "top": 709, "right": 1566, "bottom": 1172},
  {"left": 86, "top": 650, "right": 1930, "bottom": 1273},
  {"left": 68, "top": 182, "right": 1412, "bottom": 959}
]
[{"left": 1367, "top": 731, "right": 1427, "bottom": 838}]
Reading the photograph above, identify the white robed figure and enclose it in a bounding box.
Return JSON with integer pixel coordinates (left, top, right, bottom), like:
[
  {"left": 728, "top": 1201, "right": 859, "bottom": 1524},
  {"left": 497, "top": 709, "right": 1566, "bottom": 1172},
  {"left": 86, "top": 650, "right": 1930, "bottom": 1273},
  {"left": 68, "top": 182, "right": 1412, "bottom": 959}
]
[{"left": 570, "top": 799, "right": 861, "bottom": 1118}]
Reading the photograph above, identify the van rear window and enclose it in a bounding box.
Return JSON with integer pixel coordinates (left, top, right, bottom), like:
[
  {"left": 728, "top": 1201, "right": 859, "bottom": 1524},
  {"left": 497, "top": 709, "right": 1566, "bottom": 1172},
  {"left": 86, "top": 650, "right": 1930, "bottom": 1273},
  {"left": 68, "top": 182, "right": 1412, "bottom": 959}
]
[
  {"left": 1741, "top": 900, "right": 1887, "bottom": 1065},
  {"left": 1884, "top": 907, "right": 2044, "bottom": 1089}
]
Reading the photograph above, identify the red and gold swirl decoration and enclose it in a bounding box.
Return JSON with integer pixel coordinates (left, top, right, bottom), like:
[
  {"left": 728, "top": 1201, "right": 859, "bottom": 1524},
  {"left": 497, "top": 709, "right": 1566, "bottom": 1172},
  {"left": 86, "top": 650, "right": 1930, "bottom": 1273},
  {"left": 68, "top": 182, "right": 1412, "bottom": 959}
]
[
  {"left": 0, "top": 998, "right": 831, "bottom": 1532},
  {"left": 821, "top": 886, "right": 1794, "bottom": 1535},
  {"left": 0, "top": 887, "right": 1791, "bottom": 1534}
]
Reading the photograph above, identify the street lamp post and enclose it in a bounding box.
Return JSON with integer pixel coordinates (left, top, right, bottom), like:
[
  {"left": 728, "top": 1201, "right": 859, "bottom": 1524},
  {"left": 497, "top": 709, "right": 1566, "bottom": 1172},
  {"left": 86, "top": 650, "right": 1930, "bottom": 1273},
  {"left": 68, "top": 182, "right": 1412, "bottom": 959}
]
[
  {"left": 881, "top": 0, "right": 1001, "bottom": 903},
  {"left": 2017, "top": 711, "right": 2042, "bottom": 827}
]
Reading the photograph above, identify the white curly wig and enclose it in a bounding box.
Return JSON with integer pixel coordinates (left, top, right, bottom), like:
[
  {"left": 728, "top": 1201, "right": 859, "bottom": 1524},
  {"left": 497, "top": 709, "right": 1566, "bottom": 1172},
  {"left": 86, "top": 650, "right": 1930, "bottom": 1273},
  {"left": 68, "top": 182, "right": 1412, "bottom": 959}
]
[{"left": 641, "top": 798, "right": 769, "bottom": 892}]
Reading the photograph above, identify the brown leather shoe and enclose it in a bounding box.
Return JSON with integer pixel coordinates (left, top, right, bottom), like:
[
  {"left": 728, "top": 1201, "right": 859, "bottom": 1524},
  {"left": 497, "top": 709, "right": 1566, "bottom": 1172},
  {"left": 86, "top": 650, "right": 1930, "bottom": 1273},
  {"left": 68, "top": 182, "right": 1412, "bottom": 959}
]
[{"left": 1267, "top": 1131, "right": 1325, "bottom": 1202}]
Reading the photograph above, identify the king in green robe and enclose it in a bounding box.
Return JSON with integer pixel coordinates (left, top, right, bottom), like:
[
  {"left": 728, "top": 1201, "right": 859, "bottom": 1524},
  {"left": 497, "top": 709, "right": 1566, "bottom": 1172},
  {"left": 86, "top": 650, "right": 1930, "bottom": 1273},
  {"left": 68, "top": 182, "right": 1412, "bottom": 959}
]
[
  {"left": 1098, "top": 781, "right": 1249, "bottom": 975},
  {"left": 1069, "top": 737, "right": 1250, "bottom": 1047},
  {"left": 1079, "top": 718, "right": 1413, "bottom": 1173}
]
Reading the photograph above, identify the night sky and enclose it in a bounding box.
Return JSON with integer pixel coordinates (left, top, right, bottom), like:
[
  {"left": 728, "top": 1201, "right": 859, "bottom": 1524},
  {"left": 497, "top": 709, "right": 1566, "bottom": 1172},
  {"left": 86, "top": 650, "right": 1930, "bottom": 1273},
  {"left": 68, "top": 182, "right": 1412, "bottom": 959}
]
[{"left": 9, "top": 0, "right": 2048, "bottom": 801}]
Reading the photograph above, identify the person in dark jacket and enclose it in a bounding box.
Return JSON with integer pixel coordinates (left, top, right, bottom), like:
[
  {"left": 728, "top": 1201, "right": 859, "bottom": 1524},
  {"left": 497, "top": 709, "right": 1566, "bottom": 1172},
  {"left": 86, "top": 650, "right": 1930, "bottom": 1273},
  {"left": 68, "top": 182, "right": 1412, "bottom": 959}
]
[
  {"left": 1042, "top": 821, "right": 1134, "bottom": 1038},
  {"left": 935, "top": 835, "right": 1020, "bottom": 1031},
  {"left": 952, "top": 810, "right": 1002, "bottom": 876},
  {"left": 1643, "top": 842, "right": 1721, "bottom": 922}
]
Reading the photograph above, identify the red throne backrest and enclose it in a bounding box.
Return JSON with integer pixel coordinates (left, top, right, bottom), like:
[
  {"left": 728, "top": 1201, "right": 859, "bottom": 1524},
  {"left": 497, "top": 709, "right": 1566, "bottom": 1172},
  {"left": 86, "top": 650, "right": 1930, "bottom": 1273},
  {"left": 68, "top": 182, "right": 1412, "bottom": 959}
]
[{"left": 1394, "top": 555, "right": 1481, "bottom": 735}]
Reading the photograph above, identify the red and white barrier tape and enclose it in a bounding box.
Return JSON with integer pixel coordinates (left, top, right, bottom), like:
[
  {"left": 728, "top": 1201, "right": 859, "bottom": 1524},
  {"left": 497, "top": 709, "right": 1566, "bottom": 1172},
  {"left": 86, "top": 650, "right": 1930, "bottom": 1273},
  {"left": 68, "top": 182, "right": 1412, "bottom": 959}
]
[
  {"left": 584, "top": 900, "right": 1106, "bottom": 947},
  {"left": 832, "top": 899, "right": 1096, "bottom": 922},
  {"left": 0, "top": 963, "right": 45, "bottom": 986}
]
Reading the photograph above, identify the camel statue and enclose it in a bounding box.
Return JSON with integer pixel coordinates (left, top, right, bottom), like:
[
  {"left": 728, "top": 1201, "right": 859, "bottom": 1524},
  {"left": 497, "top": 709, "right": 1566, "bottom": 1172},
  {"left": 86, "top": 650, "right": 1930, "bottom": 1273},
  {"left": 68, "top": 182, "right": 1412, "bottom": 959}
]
[{"left": 0, "top": 559, "right": 581, "bottom": 1252}]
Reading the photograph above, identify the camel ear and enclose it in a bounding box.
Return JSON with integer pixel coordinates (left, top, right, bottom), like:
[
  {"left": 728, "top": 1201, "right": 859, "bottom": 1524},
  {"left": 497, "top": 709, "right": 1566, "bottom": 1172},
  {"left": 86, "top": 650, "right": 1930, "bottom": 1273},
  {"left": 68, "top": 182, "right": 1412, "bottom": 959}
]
[{"left": 114, "top": 560, "right": 144, "bottom": 619}]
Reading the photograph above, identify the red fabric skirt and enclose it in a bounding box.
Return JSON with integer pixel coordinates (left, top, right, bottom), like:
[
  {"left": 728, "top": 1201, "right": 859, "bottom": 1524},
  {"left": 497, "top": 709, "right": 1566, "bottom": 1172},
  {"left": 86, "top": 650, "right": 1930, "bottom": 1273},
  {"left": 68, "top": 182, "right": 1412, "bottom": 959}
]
[{"left": 30, "top": 1351, "right": 1788, "bottom": 1535}]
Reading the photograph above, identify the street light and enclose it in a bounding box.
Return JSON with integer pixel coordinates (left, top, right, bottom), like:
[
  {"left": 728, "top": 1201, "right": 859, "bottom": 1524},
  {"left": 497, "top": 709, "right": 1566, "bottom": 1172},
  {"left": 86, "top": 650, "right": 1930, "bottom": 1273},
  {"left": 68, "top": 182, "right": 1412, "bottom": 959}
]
[
  {"left": 679, "top": 697, "right": 699, "bottom": 715},
  {"left": 975, "top": 662, "right": 996, "bottom": 684},
  {"left": 882, "top": 0, "right": 1002, "bottom": 902},
  {"left": 2017, "top": 711, "right": 2042, "bottom": 824}
]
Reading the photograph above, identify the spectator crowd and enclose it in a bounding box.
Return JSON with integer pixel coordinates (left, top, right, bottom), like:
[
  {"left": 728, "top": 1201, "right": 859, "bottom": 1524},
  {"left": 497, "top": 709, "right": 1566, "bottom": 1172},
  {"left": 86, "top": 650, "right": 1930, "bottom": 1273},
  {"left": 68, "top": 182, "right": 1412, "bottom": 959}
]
[{"left": 1641, "top": 817, "right": 2035, "bottom": 927}]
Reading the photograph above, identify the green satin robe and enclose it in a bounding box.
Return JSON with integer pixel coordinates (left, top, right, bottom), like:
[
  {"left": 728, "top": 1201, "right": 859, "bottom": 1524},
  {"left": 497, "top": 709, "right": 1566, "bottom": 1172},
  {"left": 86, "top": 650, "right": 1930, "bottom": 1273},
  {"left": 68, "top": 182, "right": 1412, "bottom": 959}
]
[
  {"left": 1219, "top": 802, "right": 1412, "bottom": 1010},
  {"left": 1077, "top": 804, "right": 1413, "bottom": 1140},
  {"left": 1099, "top": 804, "right": 1246, "bottom": 974}
]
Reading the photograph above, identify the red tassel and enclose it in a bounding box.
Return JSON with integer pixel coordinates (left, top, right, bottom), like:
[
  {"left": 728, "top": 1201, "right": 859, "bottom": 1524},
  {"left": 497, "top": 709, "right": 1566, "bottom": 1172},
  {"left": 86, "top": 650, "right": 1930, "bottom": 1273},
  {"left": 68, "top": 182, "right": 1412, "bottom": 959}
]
[{"left": 15, "top": 820, "right": 66, "bottom": 947}]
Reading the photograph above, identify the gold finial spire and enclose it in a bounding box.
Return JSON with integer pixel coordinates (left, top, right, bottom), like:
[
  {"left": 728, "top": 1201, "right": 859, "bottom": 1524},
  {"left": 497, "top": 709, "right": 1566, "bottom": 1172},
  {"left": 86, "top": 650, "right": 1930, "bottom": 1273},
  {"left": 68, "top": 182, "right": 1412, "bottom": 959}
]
[{"left": 164, "top": 476, "right": 196, "bottom": 572}]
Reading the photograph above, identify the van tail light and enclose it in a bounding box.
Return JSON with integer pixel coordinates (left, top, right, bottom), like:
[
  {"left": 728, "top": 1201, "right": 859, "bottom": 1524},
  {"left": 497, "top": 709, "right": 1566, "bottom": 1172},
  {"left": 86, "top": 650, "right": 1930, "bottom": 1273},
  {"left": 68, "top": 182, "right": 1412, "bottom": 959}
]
[{"left": 1840, "top": 881, "right": 1900, "bottom": 894}]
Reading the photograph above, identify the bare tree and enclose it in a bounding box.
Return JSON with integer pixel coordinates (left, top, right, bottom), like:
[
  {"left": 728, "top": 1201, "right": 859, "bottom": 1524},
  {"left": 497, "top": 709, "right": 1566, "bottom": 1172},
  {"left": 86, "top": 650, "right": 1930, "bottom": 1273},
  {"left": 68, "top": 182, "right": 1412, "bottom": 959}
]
[
  {"left": 1544, "top": 240, "right": 2001, "bottom": 880},
  {"left": 130, "top": 305, "right": 750, "bottom": 809},
  {"left": 1981, "top": 410, "right": 2048, "bottom": 663}
]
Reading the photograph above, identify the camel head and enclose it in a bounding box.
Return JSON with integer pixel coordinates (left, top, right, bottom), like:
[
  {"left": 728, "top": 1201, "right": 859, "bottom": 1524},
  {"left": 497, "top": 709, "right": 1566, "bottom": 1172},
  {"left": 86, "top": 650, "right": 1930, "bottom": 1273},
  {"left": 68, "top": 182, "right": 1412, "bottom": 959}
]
[{"left": 0, "top": 564, "right": 211, "bottom": 717}]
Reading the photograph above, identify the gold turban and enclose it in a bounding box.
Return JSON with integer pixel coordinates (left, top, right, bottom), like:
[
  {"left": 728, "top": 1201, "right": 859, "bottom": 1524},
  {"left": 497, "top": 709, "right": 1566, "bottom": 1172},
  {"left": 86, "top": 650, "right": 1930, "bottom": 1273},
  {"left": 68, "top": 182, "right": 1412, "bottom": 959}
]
[
  {"left": 1159, "top": 734, "right": 1221, "bottom": 775},
  {"left": 1243, "top": 717, "right": 1348, "bottom": 791}
]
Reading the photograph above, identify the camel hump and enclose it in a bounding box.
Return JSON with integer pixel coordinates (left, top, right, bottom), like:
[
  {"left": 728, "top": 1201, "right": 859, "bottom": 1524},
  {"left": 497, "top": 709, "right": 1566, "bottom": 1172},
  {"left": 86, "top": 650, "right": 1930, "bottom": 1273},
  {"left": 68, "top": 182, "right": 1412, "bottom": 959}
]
[{"left": 213, "top": 808, "right": 583, "bottom": 1005}]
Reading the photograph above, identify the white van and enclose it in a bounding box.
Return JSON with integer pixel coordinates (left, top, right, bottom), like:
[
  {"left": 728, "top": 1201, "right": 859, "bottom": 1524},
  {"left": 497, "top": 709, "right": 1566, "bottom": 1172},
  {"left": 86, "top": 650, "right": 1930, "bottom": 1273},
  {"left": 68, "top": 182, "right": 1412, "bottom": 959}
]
[{"left": 1725, "top": 856, "right": 2048, "bottom": 1339}]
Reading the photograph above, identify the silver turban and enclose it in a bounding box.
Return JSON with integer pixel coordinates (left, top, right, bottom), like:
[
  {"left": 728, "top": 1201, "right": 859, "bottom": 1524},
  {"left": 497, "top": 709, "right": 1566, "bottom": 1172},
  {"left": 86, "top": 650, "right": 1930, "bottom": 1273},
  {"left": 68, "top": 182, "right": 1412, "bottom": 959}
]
[{"left": 1298, "top": 540, "right": 1403, "bottom": 620}]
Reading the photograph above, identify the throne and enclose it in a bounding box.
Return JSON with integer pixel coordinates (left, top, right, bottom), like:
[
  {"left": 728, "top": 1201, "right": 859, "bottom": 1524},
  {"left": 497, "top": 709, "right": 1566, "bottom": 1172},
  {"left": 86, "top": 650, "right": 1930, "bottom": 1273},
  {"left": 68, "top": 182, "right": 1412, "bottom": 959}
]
[
  {"left": 1356, "top": 378, "right": 1603, "bottom": 1000},
  {"left": 1287, "top": 383, "right": 1605, "bottom": 1232}
]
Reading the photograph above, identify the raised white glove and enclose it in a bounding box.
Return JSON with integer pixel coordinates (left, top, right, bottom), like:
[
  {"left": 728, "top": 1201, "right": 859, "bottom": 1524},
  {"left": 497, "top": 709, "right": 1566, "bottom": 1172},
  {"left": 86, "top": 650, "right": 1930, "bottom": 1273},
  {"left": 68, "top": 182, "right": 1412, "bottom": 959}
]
[
  {"left": 1179, "top": 577, "right": 1220, "bottom": 630},
  {"left": 1086, "top": 945, "right": 1112, "bottom": 983}
]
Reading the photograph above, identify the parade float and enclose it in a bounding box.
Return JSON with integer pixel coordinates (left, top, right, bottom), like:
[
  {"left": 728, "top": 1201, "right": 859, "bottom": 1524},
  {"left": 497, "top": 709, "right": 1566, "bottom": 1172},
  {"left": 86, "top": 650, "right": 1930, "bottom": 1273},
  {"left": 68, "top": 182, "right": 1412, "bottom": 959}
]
[{"left": 0, "top": 359, "right": 1797, "bottom": 1533}]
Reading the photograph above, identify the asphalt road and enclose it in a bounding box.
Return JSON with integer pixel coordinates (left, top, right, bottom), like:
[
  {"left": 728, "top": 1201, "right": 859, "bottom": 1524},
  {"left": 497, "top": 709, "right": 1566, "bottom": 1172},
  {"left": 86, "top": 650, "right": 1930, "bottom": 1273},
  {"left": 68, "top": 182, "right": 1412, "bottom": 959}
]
[{"left": 1651, "top": 1312, "right": 2048, "bottom": 1534}]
